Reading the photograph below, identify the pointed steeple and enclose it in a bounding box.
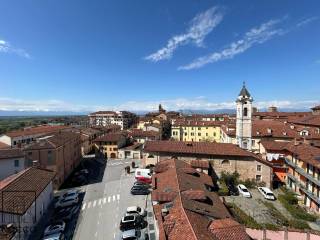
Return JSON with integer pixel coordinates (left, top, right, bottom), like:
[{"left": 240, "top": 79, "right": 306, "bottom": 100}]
[{"left": 238, "top": 81, "right": 251, "bottom": 98}]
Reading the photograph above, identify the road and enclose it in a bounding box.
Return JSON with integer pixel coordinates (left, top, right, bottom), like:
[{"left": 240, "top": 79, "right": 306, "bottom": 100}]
[{"left": 73, "top": 158, "right": 147, "bottom": 240}]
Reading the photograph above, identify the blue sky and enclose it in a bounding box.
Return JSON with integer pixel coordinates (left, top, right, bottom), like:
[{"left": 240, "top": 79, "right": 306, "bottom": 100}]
[{"left": 0, "top": 0, "right": 319, "bottom": 112}]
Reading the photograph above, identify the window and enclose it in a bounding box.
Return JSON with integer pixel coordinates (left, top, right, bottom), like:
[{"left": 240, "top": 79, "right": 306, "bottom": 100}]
[
  {"left": 184, "top": 133, "right": 187, "bottom": 136},
  {"left": 191, "top": 127, "right": 194, "bottom": 130},
  {"left": 191, "top": 133, "right": 194, "bottom": 136},
  {"left": 252, "top": 140, "right": 255, "bottom": 146},
  {"left": 14, "top": 160, "right": 19, "bottom": 167},
  {"left": 256, "top": 175, "right": 262, "bottom": 181},
  {"left": 13, "top": 141, "right": 17, "bottom": 145},
  {"left": 213, "top": 132, "right": 216, "bottom": 137},
  {"left": 221, "top": 159, "right": 230, "bottom": 165},
  {"left": 257, "top": 165, "right": 262, "bottom": 172},
  {"left": 244, "top": 107, "right": 248, "bottom": 117},
  {"left": 47, "top": 150, "right": 54, "bottom": 165},
  {"left": 198, "top": 127, "right": 201, "bottom": 130},
  {"left": 206, "top": 133, "right": 208, "bottom": 136},
  {"left": 198, "top": 133, "right": 201, "bottom": 136}
]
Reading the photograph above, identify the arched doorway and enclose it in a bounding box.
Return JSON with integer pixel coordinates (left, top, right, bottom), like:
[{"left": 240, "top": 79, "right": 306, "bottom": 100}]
[{"left": 110, "top": 153, "right": 116, "bottom": 158}]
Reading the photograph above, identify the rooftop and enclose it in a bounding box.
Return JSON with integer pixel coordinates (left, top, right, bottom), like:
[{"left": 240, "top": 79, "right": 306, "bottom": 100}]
[
  {"left": 0, "top": 167, "right": 55, "bottom": 215},
  {"left": 0, "top": 148, "right": 24, "bottom": 160},
  {"left": 4, "top": 125, "right": 68, "bottom": 138},
  {"left": 152, "top": 159, "right": 249, "bottom": 240}
]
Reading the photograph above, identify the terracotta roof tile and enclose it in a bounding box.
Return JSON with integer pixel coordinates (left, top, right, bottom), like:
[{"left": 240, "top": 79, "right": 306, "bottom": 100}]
[
  {"left": 0, "top": 167, "right": 55, "bottom": 215},
  {"left": 190, "top": 160, "right": 210, "bottom": 169},
  {"left": 0, "top": 148, "right": 24, "bottom": 160},
  {"left": 208, "top": 218, "right": 250, "bottom": 240}
]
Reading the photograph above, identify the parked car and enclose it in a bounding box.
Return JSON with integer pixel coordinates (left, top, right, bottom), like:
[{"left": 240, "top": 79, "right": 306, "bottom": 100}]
[
  {"left": 227, "top": 183, "right": 239, "bottom": 196},
  {"left": 44, "top": 221, "right": 66, "bottom": 236},
  {"left": 135, "top": 169, "right": 152, "bottom": 184},
  {"left": 258, "top": 187, "right": 276, "bottom": 200},
  {"left": 130, "top": 187, "right": 150, "bottom": 195},
  {"left": 120, "top": 215, "right": 143, "bottom": 231},
  {"left": 61, "top": 189, "right": 79, "bottom": 199},
  {"left": 42, "top": 232, "right": 65, "bottom": 240},
  {"left": 133, "top": 182, "right": 151, "bottom": 189},
  {"left": 55, "top": 195, "right": 79, "bottom": 208},
  {"left": 126, "top": 206, "right": 147, "bottom": 217},
  {"left": 237, "top": 184, "right": 251, "bottom": 198},
  {"left": 53, "top": 205, "right": 80, "bottom": 222},
  {"left": 74, "top": 169, "right": 89, "bottom": 176},
  {"left": 121, "top": 229, "right": 140, "bottom": 240}
]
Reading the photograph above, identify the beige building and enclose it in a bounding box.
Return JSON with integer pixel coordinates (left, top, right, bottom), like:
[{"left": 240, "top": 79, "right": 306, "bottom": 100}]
[
  {"left": 143, "top": 140, "right": 272, "bottom": 187},
  {"left": 24, "top": 131, "right": 82, "bottom": 189},
  {"left": 94, "top": 133, "right": 128, "bottom": 159}
]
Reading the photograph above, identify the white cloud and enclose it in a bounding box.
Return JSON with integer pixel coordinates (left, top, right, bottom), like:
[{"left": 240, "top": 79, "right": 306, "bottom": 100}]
[
  {"left": 296, "top": 16, "right": 318, "bottom": 27},
  {"left": 178, "top": 19, "right": 285, "bottom": 70},
  {"left": 0, "top": 97, "right": 317, "bottom": 113},
  {"left": 144, "top": 7, "right": 223, "bottom": 62},
  {"left": 0, "top": 39, "right": 31, "bottom": 59}
]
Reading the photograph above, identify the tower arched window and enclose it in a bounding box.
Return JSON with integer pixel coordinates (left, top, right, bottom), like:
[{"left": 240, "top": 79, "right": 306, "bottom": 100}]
[{"left": 244, "top": 107, "right": 248, "bottom": 117}]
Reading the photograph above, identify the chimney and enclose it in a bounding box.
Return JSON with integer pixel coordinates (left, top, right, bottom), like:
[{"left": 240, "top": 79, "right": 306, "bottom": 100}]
[{"left": 161, "top": 208, "right": 169, "bottom": 217}]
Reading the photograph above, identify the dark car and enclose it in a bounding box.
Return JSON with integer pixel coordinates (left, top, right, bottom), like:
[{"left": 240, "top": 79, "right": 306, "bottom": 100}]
[
  {"left": 53, "top": 205, "right": 80, "bottom": 222},
  {"left": 130, "top": 187, "right": 150, "bottom": 195},
  {"left": 133, "top": 182, "right": 151, "bottom": 189},
  {"left": 227, "top": 184, "right": 239, "bottom": 196},
  {"left": 120, "top": 215, "right": 143, "bottom": 231}
]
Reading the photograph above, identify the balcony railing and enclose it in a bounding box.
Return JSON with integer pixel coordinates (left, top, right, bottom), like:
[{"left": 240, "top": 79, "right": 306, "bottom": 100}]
[
  {"left": 285, "top": 158, "right": 320, "bottom": 187},
  {"left": 287, "top": 172, "right": 320, "bottom": 204}
]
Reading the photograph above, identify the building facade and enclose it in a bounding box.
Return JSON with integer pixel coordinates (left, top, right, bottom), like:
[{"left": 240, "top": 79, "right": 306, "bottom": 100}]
[
  {"left": 24, "top": 131, "right": 82, "bottom": 189},
  {"left": 285, "top": 142, "right": 320, "bottom": 213},
  {"left": 0, "top": 149, "right": 25, "bottom": 181},
  {"left": 171, "top": 121, "right": 221, "bottom": 142},
  {"left": 143, "top": 140, "right": 272, "bottom": 187},
  {"left": 94, "top": 133, "right": 128, "bottom": 159},
  {"left": 89, "top": 111, "right": 136, "bottom": 130},
  {"left": 0, "top": 168, "right": 55, "bottom": 240}
]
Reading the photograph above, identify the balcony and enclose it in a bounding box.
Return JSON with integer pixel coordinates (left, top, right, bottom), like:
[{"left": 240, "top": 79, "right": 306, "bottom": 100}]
[
  {"left": 287, "top": 172, "right": 320, "bottom": 204},
  {"left": 285, "top": 158, "right": 320, "bottom": 187}
]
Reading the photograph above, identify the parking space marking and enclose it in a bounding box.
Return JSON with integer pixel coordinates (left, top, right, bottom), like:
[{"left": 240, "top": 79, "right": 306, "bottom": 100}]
[
  {"left": 87, "top": 201, "right": 92, "bottom": 208},
  {"left": 113, "top": 195, "right": 116, "bottom": 201},
  {"left": 117, "top": 194, "right": 120, "bottom": 200},
  {"left": 82, "top": 202, "right": 86, "bottom": 210},
  {"left": 93, "top": 200, "right": 97, "bottom": 207},
  {"left": 103, "top": 197, "right": 106, "bottom": 204},
  {"left": 108, "top": 196, "right": 111, "bottom": 202},
  {"left": 98, "top": 199, "right": 101, "bottom": 205}
]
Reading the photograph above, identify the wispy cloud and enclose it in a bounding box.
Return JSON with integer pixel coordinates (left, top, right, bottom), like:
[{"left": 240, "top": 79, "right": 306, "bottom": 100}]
[
  {"left": 144, "top": 7, "right": 223, "bottom": 62},
  {"left": 178, "top": 18, "right": 286, "bottom": 70},
  {"left": 0, "top": 97, "right": 317, "bottom": 113},
  {"left": 0, "top": 39, "right": 31, "bottom": 59},
  {"left": 296, "top": 16, "right": 318, "bottom": 27}
]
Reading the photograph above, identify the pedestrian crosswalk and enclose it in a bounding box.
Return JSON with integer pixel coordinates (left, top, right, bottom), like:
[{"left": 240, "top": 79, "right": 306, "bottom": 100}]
[{"left": 81, "top": 195, "right": 120, "bottom": 211}]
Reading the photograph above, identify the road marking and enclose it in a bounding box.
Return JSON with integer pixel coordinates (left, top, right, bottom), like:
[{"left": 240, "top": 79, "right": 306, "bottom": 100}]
[
  {"left": 87, "top": 201, "right": 92, "bottom": 208},
  {"left": 93, "top": 200, "right": 96, "bottom": 207},
  {"left": 108, "top": 196, "right": 111, "bottom": 202},
  {"left": 113, "top": 195, "right": 116, "bottom": 201},
  {"left": 117, "top": 194, "right": 120, "bottom": 200},
  {"left": 113, "top": 233, "right": 116, "bottom": 239},
  {"left": 81, "top": 203, "right": 86, "bottom": 210},
  {"left": 103, "top": 197, "right": 106, "bottom": 204},
  {"left": 98, "top": 199, "right": 101, "bottom": 205}
]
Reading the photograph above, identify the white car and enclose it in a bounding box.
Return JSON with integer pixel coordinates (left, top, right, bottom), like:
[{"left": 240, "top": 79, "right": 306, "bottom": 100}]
[
  {"left": 61, "top": 189, "right": 79, "bottom": 199},
  {"left": 55, "top": 195, "right": 79, "bottom": 208},
  {"left": 237, "top": 184, "right": 251, "bottom": 198},
  {"left": 43, "top": 232, "right": 65, "bottom": 240},
  {"left": 44, "top": 221, "right": 65, "bottom": 237},
  {"left": 125, "top": 206, "right": 146, "bottom": 217},
  {"left": 258, "top": 187, "right": 276, "bottom": 200}
]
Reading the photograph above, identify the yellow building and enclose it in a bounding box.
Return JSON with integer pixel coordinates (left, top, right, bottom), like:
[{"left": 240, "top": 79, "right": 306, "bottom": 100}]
[{"left": 171, "top": 121, "right": 221, "bottom": 142}]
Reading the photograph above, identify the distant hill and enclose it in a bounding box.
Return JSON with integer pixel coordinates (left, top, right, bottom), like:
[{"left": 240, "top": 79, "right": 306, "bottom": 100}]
[{"left": 0, "top": 108, "right": 310, "bottom": 117}]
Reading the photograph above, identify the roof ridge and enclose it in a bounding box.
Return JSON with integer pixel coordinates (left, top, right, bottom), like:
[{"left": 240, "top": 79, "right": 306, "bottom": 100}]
[{"left": 174, "top": 160, "right": 198, "bottom": 240}]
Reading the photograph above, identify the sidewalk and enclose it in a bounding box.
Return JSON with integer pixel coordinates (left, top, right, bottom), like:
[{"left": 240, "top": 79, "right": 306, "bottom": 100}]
[{"left": 145, "top": 194, "right": 158, "bottom": 240}]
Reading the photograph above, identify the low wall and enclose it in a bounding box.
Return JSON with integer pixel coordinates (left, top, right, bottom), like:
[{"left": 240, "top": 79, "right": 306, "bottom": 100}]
[{"left": 246, "top": 228, "right": 320, "bottom": 240}]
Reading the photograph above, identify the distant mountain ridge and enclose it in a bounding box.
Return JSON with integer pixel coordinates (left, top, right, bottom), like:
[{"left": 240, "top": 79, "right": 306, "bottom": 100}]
[{"left": 0, "top": 108, "right": 311, "bottom": 117}]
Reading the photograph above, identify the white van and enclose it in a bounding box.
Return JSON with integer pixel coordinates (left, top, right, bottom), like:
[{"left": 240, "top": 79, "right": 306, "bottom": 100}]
[
  {"left": 258, "top": 187, "right": 276, "bottom": 200},
  {"left": 135, "top": 169, "right": 152, "bottom": 183}
]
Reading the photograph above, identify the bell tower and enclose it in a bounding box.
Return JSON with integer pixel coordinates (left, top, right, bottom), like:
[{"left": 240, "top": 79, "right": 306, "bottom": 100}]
[{"left": 236, "top": 82, "right": 253, "bottom": 150}]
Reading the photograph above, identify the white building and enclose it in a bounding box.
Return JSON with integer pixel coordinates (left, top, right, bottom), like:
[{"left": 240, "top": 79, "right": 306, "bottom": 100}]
[
  {"left": 89, "top": 111, "right": 136, "bottom": 130},
  {"left": 0, "top": 167, "right": 55, "bottom": 240},
  {"left": 236, "top": 83, "right": 253, "bottom": 150},
  {"left": 0, "top": 149, "right": 25, "bottom": 181}
]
